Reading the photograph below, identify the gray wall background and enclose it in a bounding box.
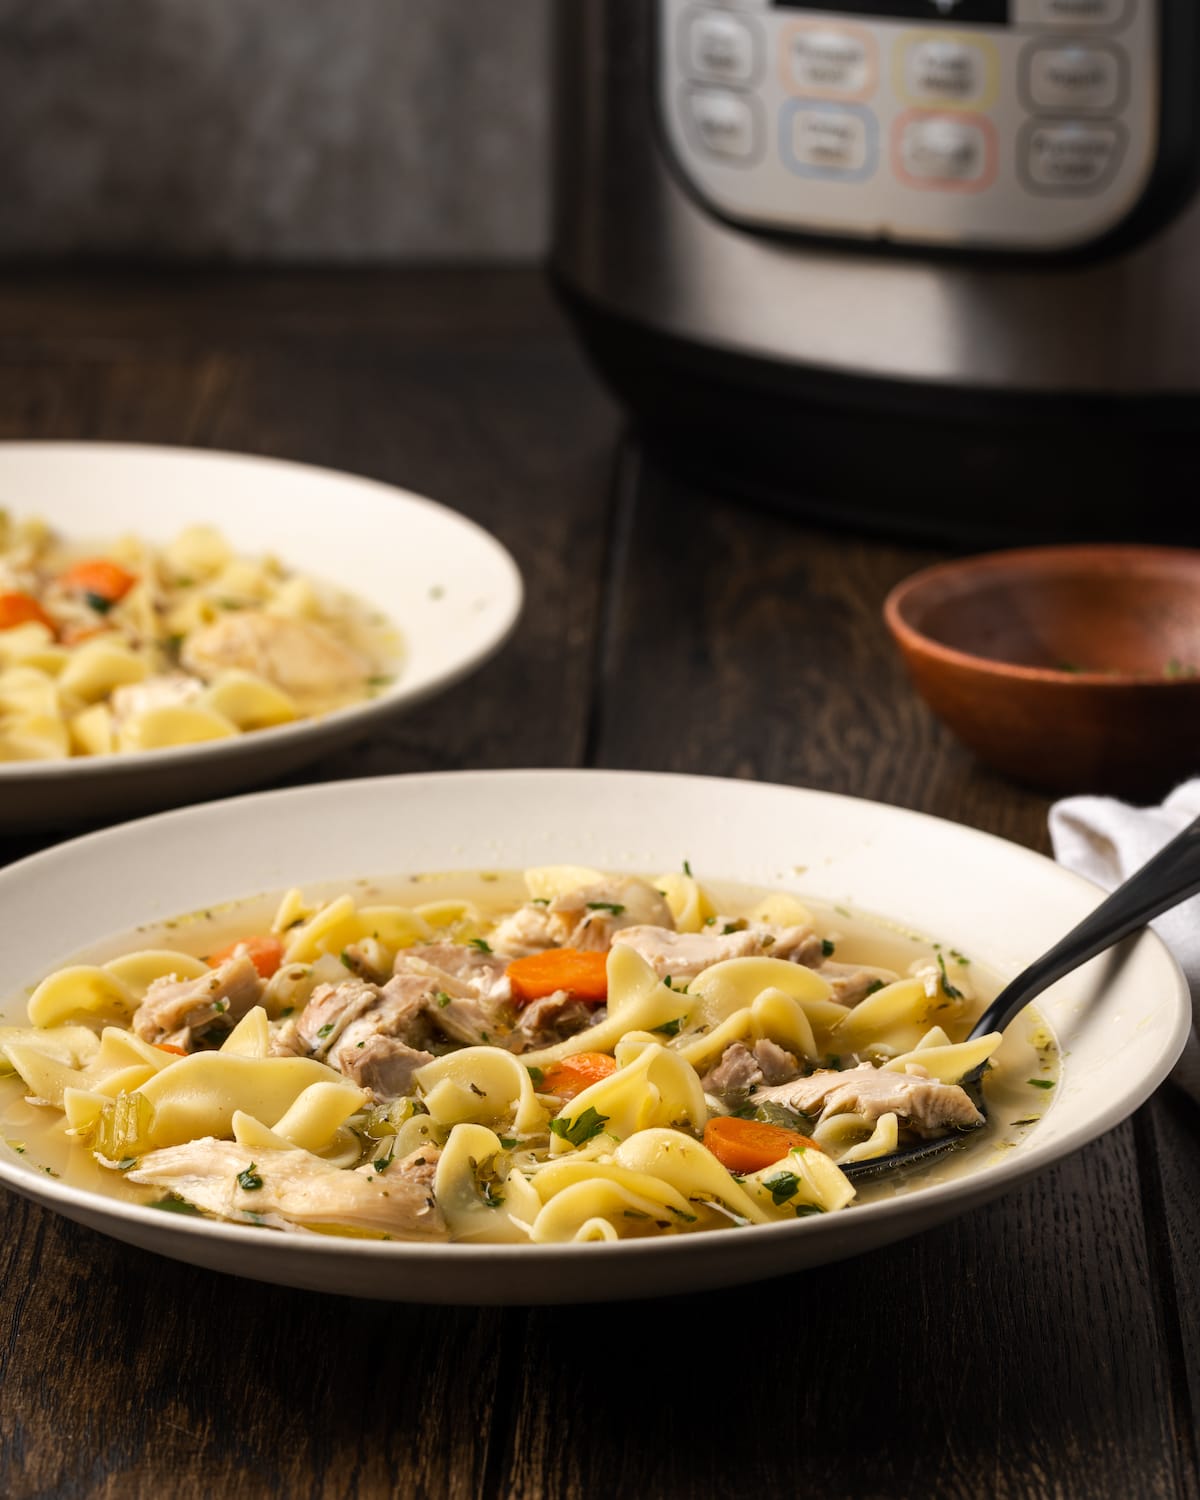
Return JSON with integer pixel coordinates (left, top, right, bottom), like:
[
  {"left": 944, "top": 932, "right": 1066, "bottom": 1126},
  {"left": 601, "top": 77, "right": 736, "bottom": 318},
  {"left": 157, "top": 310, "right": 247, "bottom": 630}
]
[{"left": 1, "top": 0, "right": 551, "bottom": 259}]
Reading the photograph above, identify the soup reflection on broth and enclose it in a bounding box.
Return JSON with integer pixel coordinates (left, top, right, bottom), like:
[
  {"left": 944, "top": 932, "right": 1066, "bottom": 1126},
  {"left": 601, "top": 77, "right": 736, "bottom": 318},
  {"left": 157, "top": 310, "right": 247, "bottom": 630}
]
[{"left": 0, "top": 867, "right": 1058, "bottom": 1241}]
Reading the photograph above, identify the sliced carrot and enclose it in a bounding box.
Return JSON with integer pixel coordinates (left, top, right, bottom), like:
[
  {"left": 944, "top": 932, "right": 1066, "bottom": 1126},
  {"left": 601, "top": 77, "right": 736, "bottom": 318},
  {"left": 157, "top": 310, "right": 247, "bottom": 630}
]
[
  {"left": 154, "top": 1043, "right": 189, "bottom": 1057},
  {"left": 0, "top": 591, "right": 55, "bottom": 633},
  {"left": 506, "top": 948, "right": 609, "bottom": 1007},
  {"left": 703, "top": 1116, "right": 822, "bottom": 1174},
  {"left": 539, "top": 1052, "right": 617, "bottom": 1100},
  {"left": 207, "top": 934, "right": 285, "bottom": 979},
  {"left": 58, "top": 557, "right": 138, "bottom": 603}
]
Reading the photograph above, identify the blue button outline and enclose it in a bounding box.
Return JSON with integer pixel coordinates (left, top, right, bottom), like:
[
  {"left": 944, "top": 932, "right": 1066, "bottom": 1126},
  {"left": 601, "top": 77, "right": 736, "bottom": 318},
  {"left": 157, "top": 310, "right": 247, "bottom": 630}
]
[{"left": 779, "top": 100, "right": 879, "bottom": 183}]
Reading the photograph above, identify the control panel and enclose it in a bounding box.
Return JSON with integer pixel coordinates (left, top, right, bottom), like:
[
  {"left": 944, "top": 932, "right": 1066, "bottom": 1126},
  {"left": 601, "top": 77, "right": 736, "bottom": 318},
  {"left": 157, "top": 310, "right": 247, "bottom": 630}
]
[{"left": 658, "top": 1, "right": 1160, "bottom": 250}]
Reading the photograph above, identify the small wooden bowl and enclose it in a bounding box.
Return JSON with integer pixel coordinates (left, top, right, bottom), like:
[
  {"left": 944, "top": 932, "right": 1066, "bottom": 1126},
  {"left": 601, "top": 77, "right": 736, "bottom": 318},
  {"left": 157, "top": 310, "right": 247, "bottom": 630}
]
[{"left": 884, "top": 545, "right": 1200, "bottom": 797}]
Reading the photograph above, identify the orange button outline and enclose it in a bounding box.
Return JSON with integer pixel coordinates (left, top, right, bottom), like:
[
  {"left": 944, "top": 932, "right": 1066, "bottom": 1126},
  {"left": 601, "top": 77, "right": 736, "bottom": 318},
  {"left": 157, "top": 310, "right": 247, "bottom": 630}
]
[
  {"left": 892, "top": 109, "right": 1000, "bottom": 194},
  {"left": 780, "top": 20, "right": 879, "bottom": 103}
]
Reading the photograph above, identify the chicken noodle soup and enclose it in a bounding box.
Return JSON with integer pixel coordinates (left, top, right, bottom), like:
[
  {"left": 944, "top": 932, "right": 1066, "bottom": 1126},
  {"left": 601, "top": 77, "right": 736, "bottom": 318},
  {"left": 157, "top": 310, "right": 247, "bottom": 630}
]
[
  {"left": 0, "top": 513, "right": 397, "bottom": 760},
  {"left": 0, "top": 867, "right": 1059, "bottom": 1241}
]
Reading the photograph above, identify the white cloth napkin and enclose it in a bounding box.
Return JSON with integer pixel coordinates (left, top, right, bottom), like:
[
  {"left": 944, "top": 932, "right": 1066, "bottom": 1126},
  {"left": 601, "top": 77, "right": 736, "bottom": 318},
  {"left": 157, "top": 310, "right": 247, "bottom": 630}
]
[{"left": 1049, "top": 779, "right": 1200, "bottom": 1102}]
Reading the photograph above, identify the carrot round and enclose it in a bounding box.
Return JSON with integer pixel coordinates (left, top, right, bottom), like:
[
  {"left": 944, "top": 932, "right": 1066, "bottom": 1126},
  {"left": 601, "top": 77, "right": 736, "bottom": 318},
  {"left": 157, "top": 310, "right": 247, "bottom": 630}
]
[
  {"left": 506, "top": 948, "right": 609, "bottom": 1007},
  {"left": 540, "top": 1052, "right": 617, "bottom": 1099},
  {"left": 207, "top": 934, "right": 285, "bottom": 979},
  {"left": 703, "top": 1116, "right": 821, "bottom": 1174},
  {"left": 58, "top": 558, "right": 137, "bottom": 603},
  {"left": 0, "top": 591, "right": 55, "bottom": 633}
]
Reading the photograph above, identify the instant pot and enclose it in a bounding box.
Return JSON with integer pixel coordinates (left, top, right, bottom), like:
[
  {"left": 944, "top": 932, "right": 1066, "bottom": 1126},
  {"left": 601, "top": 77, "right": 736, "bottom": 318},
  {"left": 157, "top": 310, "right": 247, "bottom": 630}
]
[{"left": 550, "top": 1, "right": 1200, "bottom": 541}]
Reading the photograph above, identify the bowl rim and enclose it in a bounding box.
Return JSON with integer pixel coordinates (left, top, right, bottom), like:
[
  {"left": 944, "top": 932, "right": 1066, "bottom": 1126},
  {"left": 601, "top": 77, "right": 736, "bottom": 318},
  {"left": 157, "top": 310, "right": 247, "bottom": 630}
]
[{"left": 884, "top": 543, "right": 1200, "bottom": 688}]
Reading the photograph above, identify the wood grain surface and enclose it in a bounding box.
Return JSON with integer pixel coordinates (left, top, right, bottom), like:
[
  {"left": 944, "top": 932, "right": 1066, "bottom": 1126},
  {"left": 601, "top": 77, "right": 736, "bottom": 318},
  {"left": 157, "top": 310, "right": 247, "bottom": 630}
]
[{"left": 0, "top": 270, "right": 1195, "bottom": 1500}]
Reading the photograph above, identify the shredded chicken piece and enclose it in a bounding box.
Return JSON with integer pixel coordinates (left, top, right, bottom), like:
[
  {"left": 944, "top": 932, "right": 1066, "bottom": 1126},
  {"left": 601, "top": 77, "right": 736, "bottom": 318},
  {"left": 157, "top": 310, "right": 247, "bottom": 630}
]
[
  {"left": 753, "top": 1062, "right": 983, "bottom": 1136},
  {"left": 509, "top": 990, "right": 597, "bottom": 1053},
  {"left": 126, "top": 1140, "right": 446, "bottom": 1237},
  {"left": 132, "top": 955, "right": 263, "bottom": 1050},
  {"left": 488, "top": 878, "right": 674, "bottom": 957},
  {"left": 181, "top": 611, "right": 367, "bottom": 701}
]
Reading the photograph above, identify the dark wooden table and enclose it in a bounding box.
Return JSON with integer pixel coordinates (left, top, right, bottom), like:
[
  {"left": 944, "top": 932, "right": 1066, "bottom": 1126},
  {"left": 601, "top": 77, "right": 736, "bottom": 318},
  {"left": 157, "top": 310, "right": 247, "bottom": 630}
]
[{"left": 0, "top": 269, "right": 1196, "bottom": 1500}]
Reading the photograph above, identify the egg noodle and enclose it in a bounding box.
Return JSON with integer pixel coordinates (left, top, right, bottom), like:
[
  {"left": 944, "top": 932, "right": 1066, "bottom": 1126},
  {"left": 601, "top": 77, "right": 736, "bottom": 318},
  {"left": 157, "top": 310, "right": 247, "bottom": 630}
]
[
  {"left": 0, "top": 866, "right": 1022, "bottom": 1243},
  {"left": 0, "top": 513, "right": 396, "bottom": 760}
]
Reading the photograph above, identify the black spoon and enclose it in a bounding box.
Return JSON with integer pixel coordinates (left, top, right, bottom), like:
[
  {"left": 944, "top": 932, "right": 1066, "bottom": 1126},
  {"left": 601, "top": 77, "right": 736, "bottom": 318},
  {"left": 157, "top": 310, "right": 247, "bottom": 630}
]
[{"left": 841, "top": 812, "right": 1200, "bottom": 1183}]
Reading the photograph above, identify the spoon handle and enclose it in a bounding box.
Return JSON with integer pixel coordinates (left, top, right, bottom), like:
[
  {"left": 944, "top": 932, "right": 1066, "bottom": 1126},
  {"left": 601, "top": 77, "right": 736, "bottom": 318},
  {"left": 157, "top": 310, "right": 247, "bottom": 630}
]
[{"left": 969, "top": 813, "right": 1200, "bottom": 1041}]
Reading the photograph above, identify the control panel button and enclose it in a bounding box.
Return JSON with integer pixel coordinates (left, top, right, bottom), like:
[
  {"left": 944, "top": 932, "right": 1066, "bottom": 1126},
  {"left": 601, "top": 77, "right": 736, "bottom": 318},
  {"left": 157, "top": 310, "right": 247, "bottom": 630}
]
[
  {"left": 895, "top": 113, "right": 996, "bottom": 191},
  {"left": 1025, "top": 43, "right": 1125, "bottom": 111},
  {"left": 1027, "top": 0, "right": 1130, "bottom": 28},
  {"left": 783, "top": 103, "right": 876, "bottom": 179},
  {"left": 1021, "top": 119, "right": 1125, "bottom": 192},
  {"left": 783, "top": 25, "right": 875, "bottom": 99},
  {"left": 684, "top": 10, "right": 759, "bottom": 87},
  {"left": 904, "top": 39, "right": 988, "bottom": 105},
  {"left": 682, "top": 87, "right": 761, "bottom": 162}
]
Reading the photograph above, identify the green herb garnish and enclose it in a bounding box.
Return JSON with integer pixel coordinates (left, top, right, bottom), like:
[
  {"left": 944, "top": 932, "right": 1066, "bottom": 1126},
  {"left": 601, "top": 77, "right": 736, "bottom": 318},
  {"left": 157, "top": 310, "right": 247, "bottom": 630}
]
[
  {"left": 316, "top": 1023, "right": 335, "bottom": 1038},
  {"left": 863, "top": 979, "right": 885, "bottom": 997},
  {"left": 236, "top": 1163, "right": 263, "bottom": 1191},
  {"left": 149, "top": 1197, "right": 203, "bottom": 1215},
  {"left": 762, "top": 1170, "right": 802, "bottom": 1206},
  {"left": 434, "top": 991, "right": 453, "bottom": 1009},
  {"left": 937, "top": 954, "right": 963, "bottom": 999},
  {"left": 84, "top": 591, "right": 114, "bottom": 614},
  {"left": 653, "top": 1017, "right": 684, "bottom": 1038},
  {"left": 821, "top": 939, "right": 836, "bottom": 958},
  {"left": 527, "top": 1065, "right": 545, "bottom": 1087},
  {"left": 548, "top": 1106, "right": 610, "bottom": 1148},
  {"left": 586, "top": 901, "right": 626, "bottom": 915},
  {"left": 1027, "top": 1078, "right": 1055, "bottom": 1090},
  {"left": 682, "top": 859, "right": 693, "bottom": 877},
  {"left": 468, "top": 938, "right": 492, "bottom": 953}
]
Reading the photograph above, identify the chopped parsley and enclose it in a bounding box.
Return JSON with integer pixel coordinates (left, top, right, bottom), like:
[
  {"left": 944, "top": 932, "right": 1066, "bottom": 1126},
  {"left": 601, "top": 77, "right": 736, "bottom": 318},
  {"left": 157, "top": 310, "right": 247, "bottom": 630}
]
[
  {"left": 1027, "top": 1078, "right": 1055, "bottom": 1090},
  {"left": 339, "top": 950, "right": 353, "bottom": 969},
  {"left": 653, "top": 1017, "right": 684, "bottom": 1038},
  {"left": 682, "top": 859, "right": 693, "bottom": 877},
  {"left": 527, "top": 1065, "right": 545, "bottom": 1087},
  {"left": 531, "top": 898, "right": 549, "bottom": 906},
  {"left": 937, "top": 954, "right": 964, "bottom": 1000},
  {"left": 821, "top": 939, "right": 836, "bottom": 958},
  {"left": 863, "top": 979, "right": 885, "bottom": 997},
  {"left": 666, "top": 1205, "right": 698, "bottom": 1224},
  {"left": 1012, "top": 1117, "right": 1041, "bottom": 1126},
  {"left": 279, "top": 1006, "right": 295, "bottom": 1018},
  {"left": 236, "top": 1163, "right": 264, "bottom": 1191},
  {"left": 149, "top": 1197, "right": 202, "bottom": 1215},
  {"left": 722, "top": 921, "right": 746, "bottom": 935},
  {"left": 212, "top": 998, "right": 228, "bottom": 1014},
  {"left": 586, "top": 901, "right": 626, "bottom": 915},
  {"left": 434, "top": 991, "right": 453, "bottom": 1009},
  {"left": 316, "top": 1022, "right": 335, "bottom": 1038},
  {"left": 498, "top": 1137, "right": 518, "bottom": 1150},
  {"left": 480, "top": 1179, "right": 505, "bottom": 1209},
  {"left": 548, "top": 1106, "right": 609, "bottom": 1147},
  {"left": 468, "top": 938, "right": 492, "bottom": 953},
  {"left": 793, "top": 1203, "right": 824, "bottom": 1218},
  {"left": 762, "top": 1170, "right": 802, "bottom": 1206},
  {"left": 84, "top": 591, "right": 114, "bottom": 614}
]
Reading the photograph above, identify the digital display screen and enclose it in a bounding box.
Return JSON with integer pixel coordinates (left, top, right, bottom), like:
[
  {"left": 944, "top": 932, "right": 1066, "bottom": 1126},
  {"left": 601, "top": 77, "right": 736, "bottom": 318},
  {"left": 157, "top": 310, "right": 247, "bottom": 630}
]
[{"left": 772, "top": 1, "right": 1010, "bottom": 20}]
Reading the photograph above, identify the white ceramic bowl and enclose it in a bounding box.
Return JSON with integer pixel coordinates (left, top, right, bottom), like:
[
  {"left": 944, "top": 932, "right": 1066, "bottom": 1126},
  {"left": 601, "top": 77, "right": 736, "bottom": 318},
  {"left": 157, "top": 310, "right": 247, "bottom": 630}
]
[
  {"left": 0, "top": 770, "right": 1188, "bottom": 1303},
  {"left": 0, "top": 443, "right": 522, "bottom": 828}
]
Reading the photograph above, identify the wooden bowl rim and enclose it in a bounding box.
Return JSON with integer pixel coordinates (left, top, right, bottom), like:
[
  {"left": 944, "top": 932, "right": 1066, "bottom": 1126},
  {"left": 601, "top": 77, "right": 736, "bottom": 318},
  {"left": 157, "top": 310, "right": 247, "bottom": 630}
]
[{"left": 884, "top": 544, "right": 1200, "bottom": 688}]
